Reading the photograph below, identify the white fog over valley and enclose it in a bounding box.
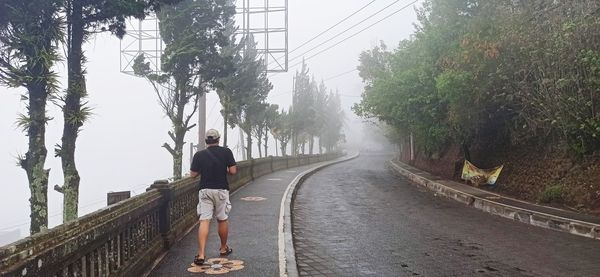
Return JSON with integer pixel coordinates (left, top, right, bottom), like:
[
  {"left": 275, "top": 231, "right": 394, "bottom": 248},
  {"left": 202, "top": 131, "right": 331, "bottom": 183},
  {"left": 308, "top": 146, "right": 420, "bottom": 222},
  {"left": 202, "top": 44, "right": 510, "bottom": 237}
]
[{"left": 0, "top": 0, "right": 420, "bottom": 244}]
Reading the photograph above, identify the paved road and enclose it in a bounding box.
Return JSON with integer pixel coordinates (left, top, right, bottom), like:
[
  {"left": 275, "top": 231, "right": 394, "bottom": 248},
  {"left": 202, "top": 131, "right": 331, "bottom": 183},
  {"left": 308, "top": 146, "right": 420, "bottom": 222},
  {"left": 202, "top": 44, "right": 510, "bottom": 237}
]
[
  {"left": 293, "top": 152, "right": 600, "bottom": 277},
  {"left": 150, "top": 163, "right": 323, "bottom": 277}
]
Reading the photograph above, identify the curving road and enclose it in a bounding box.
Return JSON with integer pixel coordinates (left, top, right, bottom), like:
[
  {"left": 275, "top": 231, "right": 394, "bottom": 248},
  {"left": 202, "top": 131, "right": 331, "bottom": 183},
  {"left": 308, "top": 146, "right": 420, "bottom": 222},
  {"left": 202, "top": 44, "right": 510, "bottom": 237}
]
[{"left": 292, "top": 152, "right": 600, "bottom": 277}]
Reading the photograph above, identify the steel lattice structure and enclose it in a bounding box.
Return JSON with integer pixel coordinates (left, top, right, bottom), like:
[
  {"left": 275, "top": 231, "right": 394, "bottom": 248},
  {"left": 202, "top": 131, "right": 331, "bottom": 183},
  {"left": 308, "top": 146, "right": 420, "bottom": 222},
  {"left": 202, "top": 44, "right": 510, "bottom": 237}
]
[{"left": 120, "top": 0, "right": 288, "bottom": 75}]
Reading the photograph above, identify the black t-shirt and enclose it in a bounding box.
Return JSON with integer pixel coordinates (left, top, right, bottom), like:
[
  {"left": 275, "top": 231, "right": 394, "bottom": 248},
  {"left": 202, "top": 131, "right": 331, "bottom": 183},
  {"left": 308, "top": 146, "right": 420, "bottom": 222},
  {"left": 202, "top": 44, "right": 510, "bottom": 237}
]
[{"left": 190, "top": 146, "right": 236, "bottom": 190}]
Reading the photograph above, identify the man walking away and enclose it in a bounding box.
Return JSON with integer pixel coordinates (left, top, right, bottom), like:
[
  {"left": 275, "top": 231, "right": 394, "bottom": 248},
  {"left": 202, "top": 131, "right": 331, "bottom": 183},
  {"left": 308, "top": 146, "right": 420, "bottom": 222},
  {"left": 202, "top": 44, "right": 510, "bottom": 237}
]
[{"left": 190, "top": 129, "right": 237, "bottom": 265}]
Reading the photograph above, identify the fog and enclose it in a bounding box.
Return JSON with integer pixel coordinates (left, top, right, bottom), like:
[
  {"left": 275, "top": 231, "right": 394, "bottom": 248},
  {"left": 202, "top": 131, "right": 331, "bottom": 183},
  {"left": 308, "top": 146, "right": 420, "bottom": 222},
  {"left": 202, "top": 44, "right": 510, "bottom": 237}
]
[{"left": 0, "top": 0, "right": 420, "bottom": 243}]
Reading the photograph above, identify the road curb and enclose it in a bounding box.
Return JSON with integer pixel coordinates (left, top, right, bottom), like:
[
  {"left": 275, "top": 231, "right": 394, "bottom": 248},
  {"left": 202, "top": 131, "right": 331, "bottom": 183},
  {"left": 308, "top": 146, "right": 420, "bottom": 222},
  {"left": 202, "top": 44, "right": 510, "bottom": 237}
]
[
  {"left": 279, "top": 152, "right": 360, "bottom": 277},
  {"left": 388, "top": 160, "right": 600, "bottom": 241}
]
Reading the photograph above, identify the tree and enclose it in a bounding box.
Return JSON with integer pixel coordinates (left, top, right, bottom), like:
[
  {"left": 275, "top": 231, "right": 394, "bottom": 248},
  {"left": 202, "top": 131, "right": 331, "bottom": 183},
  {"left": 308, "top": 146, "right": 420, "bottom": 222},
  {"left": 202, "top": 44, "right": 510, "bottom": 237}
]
[
  {"left": 262, "top": 104, "right": 279, "bottom": 156},
  {"left": 353, "top": 0, "right": 600, "bottom": 157},
  {"left": 0, "top": 0, "right": 63, "bottom": 234},
  {"left": 312, "top": 81, "right": 329, "bottom": 154},
  {"left": 252, "top": 103, "right": 278, "bottom": 157},
  {"left": 215, "top": 21, "right": 243, "bottom": 148},
  {"left": 321, "top": 91, "right": 345, "bottom": 153},
  {"left": 251, "top": 103, "right": 268, "bottom": 158},
  {"left": 134, "top": 0, "right": 235, "bottom": 179},
  {"left": 54, "top": 0, "right": 182, "bottom": 222},
  {"left": 272, "top": 108, "right": 293, "bottom": 156},
  {"left": 290, "top": 60, "right": 313, "bottom": 155},
  {"left": 227, "top": 36, "right": 272, "bottom": 159}
]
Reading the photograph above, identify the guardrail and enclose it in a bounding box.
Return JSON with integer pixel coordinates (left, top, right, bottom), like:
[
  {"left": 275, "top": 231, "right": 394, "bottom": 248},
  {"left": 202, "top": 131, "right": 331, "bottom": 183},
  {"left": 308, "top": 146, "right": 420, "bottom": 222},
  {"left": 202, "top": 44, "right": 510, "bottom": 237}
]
[{"left": 0, "top": 153, "right": 341, "bottom": 277}]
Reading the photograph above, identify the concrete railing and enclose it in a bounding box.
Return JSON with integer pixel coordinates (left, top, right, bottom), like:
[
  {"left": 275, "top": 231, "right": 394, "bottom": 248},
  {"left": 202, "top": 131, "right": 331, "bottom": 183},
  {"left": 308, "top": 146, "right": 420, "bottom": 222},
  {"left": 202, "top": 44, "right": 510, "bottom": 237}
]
[{"left": 0, "top": 153, "right": 341, "bottom": 277}]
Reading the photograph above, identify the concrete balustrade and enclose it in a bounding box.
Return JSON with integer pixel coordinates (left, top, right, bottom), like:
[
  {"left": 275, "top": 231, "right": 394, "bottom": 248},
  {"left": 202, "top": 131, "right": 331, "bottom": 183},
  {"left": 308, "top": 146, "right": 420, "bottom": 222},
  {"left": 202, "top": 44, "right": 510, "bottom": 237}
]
[{"left": 0, "top": 153, "right": 341, "bottom": 277}]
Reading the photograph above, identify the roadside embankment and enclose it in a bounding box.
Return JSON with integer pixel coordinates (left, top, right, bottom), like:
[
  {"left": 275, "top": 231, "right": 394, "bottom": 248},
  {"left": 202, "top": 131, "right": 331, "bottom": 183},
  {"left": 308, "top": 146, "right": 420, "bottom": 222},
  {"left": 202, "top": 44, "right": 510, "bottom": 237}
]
[{"left": 388, "top": 160, "right": 600, "bottom": 241}]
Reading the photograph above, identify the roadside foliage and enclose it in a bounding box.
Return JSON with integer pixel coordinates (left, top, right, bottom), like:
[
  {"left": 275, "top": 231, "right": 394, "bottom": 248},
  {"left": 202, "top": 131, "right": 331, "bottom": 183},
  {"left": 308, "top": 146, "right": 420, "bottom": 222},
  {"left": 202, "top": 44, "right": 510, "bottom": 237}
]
[
  {"left": 354, "top": 0, "right": 600, "bottom": 212},
  {"left": 354, "top": 0, "right": 600, "bottom": 155}
]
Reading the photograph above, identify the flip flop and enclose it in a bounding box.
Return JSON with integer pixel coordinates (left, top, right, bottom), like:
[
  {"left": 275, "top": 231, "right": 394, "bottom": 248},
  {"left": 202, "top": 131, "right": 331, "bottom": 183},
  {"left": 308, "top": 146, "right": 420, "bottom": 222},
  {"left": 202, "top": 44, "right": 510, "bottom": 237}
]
[
  {"left": 220, "top": 246, "right": 233, "bottom": 256},
  {"left": 193, "top": 255, "right": 205, "bottom": 266}
]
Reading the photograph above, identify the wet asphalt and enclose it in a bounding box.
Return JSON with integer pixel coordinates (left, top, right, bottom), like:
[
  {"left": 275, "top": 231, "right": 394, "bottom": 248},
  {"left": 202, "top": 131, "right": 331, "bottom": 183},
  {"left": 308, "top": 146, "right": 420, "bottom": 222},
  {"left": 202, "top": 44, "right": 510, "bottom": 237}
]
[{"left": 292, "top": 152, "right": 600, "bottom": 277}]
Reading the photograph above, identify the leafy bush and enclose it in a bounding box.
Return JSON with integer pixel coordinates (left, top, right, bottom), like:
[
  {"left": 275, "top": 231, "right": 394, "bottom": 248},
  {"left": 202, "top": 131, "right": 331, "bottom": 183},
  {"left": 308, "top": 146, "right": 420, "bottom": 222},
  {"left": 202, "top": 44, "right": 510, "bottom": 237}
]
[{"left": 538, "top": 184, "right": 565, "bottom": 204}]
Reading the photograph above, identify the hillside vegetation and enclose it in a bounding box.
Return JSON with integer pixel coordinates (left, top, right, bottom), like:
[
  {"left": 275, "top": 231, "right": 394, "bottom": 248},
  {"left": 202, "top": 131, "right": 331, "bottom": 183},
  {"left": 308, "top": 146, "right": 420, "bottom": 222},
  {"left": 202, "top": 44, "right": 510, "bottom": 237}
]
[{"left": 354, "top": 0, "right": 600, "bottom": 213}]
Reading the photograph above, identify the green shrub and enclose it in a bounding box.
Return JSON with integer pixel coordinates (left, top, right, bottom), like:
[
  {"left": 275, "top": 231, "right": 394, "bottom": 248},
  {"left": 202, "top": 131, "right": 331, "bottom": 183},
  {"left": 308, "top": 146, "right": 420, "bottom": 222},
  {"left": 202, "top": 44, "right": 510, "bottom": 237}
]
[{"left": 538, "top": 184, "right": 564, "bottom": 204}]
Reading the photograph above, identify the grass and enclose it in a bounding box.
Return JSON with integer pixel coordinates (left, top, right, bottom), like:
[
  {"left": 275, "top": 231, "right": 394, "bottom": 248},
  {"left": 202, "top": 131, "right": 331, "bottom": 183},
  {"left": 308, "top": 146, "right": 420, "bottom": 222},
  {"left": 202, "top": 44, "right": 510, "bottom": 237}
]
[{"left": 538, "top": 184, "right": 564, "bottom": 204}]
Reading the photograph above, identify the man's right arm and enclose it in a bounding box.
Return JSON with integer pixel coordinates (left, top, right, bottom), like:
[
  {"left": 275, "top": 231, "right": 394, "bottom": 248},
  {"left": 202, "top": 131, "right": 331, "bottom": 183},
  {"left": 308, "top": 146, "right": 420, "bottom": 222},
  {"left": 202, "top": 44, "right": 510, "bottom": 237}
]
[
  {"left": 226, "top": 148, "right": 237, "bottom": 175},
  {"left": 228, "top": 165, "right": 237, "bottom": 175}
]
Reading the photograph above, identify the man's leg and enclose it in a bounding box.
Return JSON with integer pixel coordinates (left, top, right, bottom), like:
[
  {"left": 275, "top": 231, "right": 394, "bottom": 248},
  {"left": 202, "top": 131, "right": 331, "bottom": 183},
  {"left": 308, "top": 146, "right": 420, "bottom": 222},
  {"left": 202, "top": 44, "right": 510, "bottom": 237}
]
[
  {"left": 197, "top": 219, "right": 211, "bottom": 258},
  {"left": 217, "top": 219, "right": 229, "bottom": 252}
]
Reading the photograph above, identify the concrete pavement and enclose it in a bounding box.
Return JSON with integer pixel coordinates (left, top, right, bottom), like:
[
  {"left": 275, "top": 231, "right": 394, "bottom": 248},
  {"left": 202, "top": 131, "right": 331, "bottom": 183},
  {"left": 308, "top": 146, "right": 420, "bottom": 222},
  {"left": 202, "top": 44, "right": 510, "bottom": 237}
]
[{"left": 148, "top": 154, "right": 354, "bottom": 277}]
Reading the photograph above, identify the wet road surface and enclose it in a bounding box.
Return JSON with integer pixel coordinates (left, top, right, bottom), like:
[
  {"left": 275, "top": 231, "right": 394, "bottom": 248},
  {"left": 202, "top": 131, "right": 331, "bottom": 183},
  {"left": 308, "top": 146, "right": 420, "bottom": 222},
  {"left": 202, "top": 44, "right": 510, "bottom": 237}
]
[{"left": 292, "top": 152, "right": 600, "bottom": 277}]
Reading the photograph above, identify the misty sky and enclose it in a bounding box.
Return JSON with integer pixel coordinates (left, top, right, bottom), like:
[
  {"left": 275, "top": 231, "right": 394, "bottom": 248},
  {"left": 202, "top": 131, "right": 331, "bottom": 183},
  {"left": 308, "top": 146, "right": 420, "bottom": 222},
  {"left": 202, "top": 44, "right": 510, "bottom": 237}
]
[{"left": 0, "top": 0, "right": 421, "bottom": 240}]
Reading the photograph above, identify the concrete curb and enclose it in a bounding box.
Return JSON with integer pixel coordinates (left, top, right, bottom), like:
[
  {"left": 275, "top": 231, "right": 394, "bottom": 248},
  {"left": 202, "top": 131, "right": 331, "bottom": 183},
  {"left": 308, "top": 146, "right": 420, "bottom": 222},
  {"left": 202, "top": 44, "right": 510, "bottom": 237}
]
[
  {"left": 388, "top": 160, "right": 600, "bottom": 241},
  {"left": 279, "top": 152, "right": 360, "bottom": 277}
]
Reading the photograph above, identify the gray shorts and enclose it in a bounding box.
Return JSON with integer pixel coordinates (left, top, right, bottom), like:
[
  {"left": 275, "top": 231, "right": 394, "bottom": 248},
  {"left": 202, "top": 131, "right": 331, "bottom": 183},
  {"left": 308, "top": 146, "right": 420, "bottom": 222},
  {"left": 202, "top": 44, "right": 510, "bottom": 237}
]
[{"left": 197, "top": 189, "right": 231, "bottom": 221}]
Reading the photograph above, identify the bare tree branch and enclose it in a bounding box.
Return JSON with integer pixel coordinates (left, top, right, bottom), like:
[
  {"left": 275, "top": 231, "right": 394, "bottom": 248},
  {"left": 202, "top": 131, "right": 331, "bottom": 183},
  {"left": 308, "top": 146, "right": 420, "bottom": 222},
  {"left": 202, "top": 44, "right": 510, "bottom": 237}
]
[
  {"left": 162, "top": 143, "right": 176, "bottom": 156},
  {"left": 53, "top": 185, "right": 64, "bottom": 194},
  {"left": 167, "top": 131, "right": 176, "bottom": 143}
]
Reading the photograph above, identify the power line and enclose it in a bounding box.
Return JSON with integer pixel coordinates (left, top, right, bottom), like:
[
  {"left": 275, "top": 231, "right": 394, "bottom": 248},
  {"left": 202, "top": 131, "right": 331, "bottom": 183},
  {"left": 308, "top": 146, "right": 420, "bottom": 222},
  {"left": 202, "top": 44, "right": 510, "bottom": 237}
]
[
  {"left": 285, "top": 0, "right": 406, "bottom": 67},
  {"left": 289, "top": 0, "right": 419, "bottom": 70},
  {"left": 268, "top": 0, "right": 377, "bottom": 67},
  {"left": 207, "top": 98, "right": 220, "bottom": 117},
  {"left": 269, "top": 68, "right": 358, "bottom": 98},
  {"left": 211, "top": 113, "right": 222, "bottom": 128},
  {"left": 324, "top": 69, "right": 359, "bottom": 81}
]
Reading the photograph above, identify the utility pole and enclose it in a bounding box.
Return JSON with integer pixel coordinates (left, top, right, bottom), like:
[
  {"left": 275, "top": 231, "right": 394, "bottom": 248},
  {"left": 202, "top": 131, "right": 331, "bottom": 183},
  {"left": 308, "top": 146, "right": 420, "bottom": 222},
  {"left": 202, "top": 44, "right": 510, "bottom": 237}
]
[
  {"left": 291, "top": 75, "right": 296, "bottom": 156},
  {"left": 189, "top": 142, "right": 200, "bottom": 165},
  {"left": 198, "top": 93, "right": 207, "bottom": 150},
  {"left": 239, "top": 127, "right": 247, "bottom": 160}
]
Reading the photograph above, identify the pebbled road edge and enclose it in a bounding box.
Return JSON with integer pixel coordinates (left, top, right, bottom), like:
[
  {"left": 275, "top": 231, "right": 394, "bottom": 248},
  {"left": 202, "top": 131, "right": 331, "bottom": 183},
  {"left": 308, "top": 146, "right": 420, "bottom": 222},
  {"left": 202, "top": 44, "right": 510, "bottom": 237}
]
[
  {"left": 278, "top": 152, "right": 360, "bottom": 277},
  {"left": 388, "top": 160, "right": 600, "bottom": 241}
]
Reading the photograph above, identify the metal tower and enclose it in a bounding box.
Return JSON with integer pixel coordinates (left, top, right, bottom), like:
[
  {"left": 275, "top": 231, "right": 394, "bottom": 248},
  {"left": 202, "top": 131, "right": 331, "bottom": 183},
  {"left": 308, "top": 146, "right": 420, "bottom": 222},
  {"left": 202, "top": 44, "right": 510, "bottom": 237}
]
[
  {"left": 119, "top": 0, "right": 288, "bottom": 74},
  {"left": 237, "top": 0, "right": 288, "bottom": 72}
]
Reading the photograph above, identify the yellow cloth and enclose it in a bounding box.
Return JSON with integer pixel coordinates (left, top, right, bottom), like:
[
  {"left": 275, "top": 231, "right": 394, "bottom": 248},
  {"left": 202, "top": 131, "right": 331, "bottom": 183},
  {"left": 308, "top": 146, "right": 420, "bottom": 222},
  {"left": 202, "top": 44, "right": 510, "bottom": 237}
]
[{"left": 461, "top": 160, "right": 503, "bottom": 185}]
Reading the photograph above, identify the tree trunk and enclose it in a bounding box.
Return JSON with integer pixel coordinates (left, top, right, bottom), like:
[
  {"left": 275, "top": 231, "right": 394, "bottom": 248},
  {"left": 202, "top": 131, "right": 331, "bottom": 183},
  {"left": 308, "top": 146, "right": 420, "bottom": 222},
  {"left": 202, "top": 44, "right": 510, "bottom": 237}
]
[
  {"left": 22, "top": 82, "right": 50, "bottom": 234},
  {"left": 281, "top": 140, "right": 287, "bottom": 156},
  {"left": 264, "top": 131, "right": 268, "bottom": 157},
  {"left": 301, "top": 141, "right": 306, "bottom": 155},
  {"left": 19, "top": 22, "right": 58, "bottom": 233},
  {"left": 462, "top": 143, "right": 471, "bottom": 161},
  {"left": 173, "top": 133, "right": 185, "bottom": 180},
  {"left": 164, "top": 83, "right": 188, "bottom": 180},
  {"left": 291, "top": 132, "right": 296, "bottom": 156},
  {"left": 240, "top": 129, "right": 246, "bottom": 160},
  {"left": 223, "top": 113, "right": 228, "bottom": 147},
  {"left": 257, "top": 135, "right": 263, "bottom": 158},
  {"left": 309, "top": 135, "right": 314, "bottom": 154},
  {"left": 318, "top": 138, "right": 323, "bottom": 154},
  {"left": 246, "top": 130, "right": 253, "bottom": 159},
  {"left": 59, "top": 2, "right": 84, "bottom": 222}
]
